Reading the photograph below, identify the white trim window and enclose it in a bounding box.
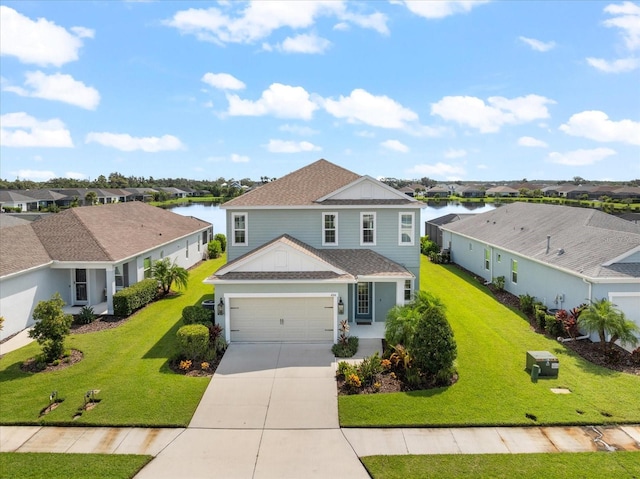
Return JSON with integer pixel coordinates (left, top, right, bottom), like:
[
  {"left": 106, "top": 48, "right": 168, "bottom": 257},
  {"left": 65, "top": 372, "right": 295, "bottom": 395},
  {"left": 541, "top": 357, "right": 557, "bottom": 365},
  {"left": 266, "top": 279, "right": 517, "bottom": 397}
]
[
  {"left": 484, "top": 248, "right": 490, "bottom": 270},
  {"left": 143, "top": 256, "right": 152, "bottom": 279},
  {"left": 404, "top": 279, "right": 413, "bottom": 302},
  {"left": 232, "top": 212, "right": 248, "bottom": 246},
  {"left": 511, "top": 259, "right": 518, "bottom": 284},
  {"left": 399, "top": 212, "right": 415, "bottom": 245},
  {"left": 322, "top": 212, "right": 338, "bottom": 245},
  {"left": 361, "top": 212, "right": 376, "bottom": 246}
]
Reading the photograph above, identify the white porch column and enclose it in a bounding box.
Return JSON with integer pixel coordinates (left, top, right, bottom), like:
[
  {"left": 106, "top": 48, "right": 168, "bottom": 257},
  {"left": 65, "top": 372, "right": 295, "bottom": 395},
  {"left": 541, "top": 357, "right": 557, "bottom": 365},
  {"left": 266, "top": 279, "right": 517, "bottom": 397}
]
[
  {"left": 395, "top": 279, "right": 405, "bottom": 306},
  {"left": 105, "top": 266, "right": 116, "bottom": 315}
]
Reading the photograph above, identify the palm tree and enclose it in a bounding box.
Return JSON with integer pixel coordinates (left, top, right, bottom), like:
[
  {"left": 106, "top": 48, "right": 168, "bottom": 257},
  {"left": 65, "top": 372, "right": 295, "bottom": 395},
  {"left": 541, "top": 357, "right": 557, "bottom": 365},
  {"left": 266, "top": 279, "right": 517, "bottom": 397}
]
[
  {"left": 151, "top": 258, "right": 189, "bottom": 295},
  {"left": 579, "top": 298, "right": 639, "bottom": 351}
]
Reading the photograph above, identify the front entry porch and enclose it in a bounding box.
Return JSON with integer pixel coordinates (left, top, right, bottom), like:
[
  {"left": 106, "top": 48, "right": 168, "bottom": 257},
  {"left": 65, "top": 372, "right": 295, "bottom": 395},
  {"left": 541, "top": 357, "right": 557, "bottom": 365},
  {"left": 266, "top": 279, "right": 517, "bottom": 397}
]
[
  {"left": 63, "top": 302, "right": 109, "bottom": 316},
  {"left": 348, "top": 321, "right": 385, "bottom": 339}
]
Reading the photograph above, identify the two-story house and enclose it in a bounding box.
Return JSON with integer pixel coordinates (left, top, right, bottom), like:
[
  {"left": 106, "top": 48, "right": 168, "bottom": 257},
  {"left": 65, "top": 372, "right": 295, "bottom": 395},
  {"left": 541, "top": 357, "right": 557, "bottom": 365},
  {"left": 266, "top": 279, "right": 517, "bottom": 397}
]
[{"left": 205, "top": 159, "right": 421, "bottom": 343}]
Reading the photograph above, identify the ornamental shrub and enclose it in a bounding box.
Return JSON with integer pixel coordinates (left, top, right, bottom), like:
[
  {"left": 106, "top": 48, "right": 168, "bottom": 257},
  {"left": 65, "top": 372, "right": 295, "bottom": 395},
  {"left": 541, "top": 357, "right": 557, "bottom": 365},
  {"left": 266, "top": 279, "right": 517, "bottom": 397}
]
[
  {"left": 176, "top": 324, "right": 210, "bottom": 361},
  {"left": 207, "top": 240, "right": 222, "bottom": 259},
  {"left": 28, "top": 293, "right": 73, "bottom": 362},
  {"left": 113, "top": 278, "right": 158, "bottom": 316},
  {"left": 214, "top": 233, "right": 227, "bottom": 253},
  {"left": 75, "top": 305, "right": 96, "bottom": 325},
  {"left": 519, "top": 294, "right": 536, "bottom": 315},
  {"left": 332, "top": 336, "right": 359, "bottom": 358},
  {"left": 182, "top": 305, "right": 212, "bottom": 325}
]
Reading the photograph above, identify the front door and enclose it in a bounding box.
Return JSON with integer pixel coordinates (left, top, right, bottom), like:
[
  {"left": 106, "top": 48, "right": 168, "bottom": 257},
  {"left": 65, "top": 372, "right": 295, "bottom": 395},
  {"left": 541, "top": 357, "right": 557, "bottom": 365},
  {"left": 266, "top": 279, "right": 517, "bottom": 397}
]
[
  {"left": 74, "top": 269, "right": 88, "bottom": 305},
  {"left": 355, "top": 282, "right": 373, "bottom": 322}
]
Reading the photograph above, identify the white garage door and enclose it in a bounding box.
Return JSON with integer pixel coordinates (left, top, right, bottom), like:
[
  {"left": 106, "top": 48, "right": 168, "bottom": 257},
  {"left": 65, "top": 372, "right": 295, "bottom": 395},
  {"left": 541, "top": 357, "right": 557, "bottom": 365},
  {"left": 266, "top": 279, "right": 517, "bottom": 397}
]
[{"left": 229, "top": 296, "right": 334, "bottom": 342}]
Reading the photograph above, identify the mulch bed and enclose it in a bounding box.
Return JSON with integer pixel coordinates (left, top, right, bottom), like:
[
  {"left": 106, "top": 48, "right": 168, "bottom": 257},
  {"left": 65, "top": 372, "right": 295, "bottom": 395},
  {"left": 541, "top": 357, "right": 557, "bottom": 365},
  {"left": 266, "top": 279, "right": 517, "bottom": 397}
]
[
  {"left": 21, "top": 349, "right": 84, "bottom": 373},
  {"left": 71, "top": 315, "right": 130, "bottom": 334},
  {"left": 168, "top": 354, "right": 225, "bottom": 377}
]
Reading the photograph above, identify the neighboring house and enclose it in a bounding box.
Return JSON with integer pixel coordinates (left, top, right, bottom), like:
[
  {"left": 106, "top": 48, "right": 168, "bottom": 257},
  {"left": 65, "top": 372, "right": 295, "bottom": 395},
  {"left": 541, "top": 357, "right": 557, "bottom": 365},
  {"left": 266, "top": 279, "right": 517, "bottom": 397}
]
[
  {"left": 425, "top": 213, "right": 474, "bottom": 249},
  {"left": 0, "top": 202, "right": 212, "bottom": 341},
  {"left": 454, "top": 185, "right": 485, "bottom": 198},
  {"left": 0, "top": 191, "right": 39, "bottom": 212},
  {"left": 441, "top": 203, "right": 640, "bottom": 349},
  {"left": 485, "top": 185, "right": 519, "bottom": 197},
  {"left": 425, "top": 185, "right": 451, "bottom": 198},
  {"left": 205, "top": 159, "right": 421, "bottom": 343},
  {"left": 157, "top": 187, "right": 188, "bottom": 198}
]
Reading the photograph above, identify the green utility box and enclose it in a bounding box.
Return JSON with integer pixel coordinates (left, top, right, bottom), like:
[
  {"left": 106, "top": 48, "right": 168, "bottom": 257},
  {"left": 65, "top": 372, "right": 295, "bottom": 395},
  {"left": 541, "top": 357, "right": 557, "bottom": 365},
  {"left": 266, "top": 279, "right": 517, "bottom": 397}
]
[{"left": 526, "top": 351, "right": 559, "bottom": 378}]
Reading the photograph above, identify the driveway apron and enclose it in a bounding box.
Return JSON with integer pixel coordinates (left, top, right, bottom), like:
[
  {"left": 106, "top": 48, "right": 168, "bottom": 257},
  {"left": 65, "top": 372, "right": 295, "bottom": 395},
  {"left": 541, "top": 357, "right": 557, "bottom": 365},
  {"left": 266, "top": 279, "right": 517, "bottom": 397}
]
[{"left": 135, "top": 343, "right": 369, "bottom": 479}]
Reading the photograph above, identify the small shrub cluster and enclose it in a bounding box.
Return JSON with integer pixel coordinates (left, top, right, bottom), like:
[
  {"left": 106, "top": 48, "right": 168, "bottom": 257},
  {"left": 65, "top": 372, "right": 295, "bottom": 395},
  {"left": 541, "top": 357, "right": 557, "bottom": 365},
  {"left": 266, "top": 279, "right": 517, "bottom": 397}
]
[
  {"left": 75, "top": 306, "right": 96, "bottom": 325},
  {"left": 493, "top": 276, "right": 505, "bottom": 291},
  {"left": 519, "top": 294, "right": 536, "bottom": 316},
  {"left": 214, "top": 233, "right": 227, "bottom": 252},
  {"left": 420, "top": 236, "right": 439, "bottom": 256},
  {"left": 207, "top": 240, "right": 222, "bottom": 259},
  {"left": 332, "top": 319, "right": 359, "bottom": 357},
  {"left": 182, "top": 305, "right": 212, "bottom": 325},
  {"left": 336, "top": 352, "right": 383, "bottom": 392},
  {"left": 176, "top": 324, "right": 210, "bottom": 361},
  {"left": 113, "top": 279, "right": 158, "bottom": 316}
]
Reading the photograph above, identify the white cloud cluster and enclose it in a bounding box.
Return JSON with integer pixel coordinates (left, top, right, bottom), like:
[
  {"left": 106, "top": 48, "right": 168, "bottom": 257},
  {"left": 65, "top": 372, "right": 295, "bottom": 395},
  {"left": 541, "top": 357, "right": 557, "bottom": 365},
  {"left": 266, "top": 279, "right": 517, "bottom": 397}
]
[
  {"left": 519, "top": 36, "right": 556, "bottom": 52},
  {"left": 11, "top": 169, "right": 57, "bottom": 181},
  {"left": 396, "top": 0, "right": 490, "bottom": 19},
  {"left": 547, "top": 148, "right": 617, "bottom": 166},
  {"left": 431, "top": 94, "right": 554, "bottom": 133},
  {"left": 4, "top": 71, "right": 100, "bottom": 110},
  {"left": 165, "top": 1, "right": 388, "bottom": 49},
  {"left": 560, "top": 110, "right": 640, "bottom": 145},
  {"left": 587, "top": 2, "right": 640, "bottom": 73},
  {"left": 85, "top": 132, "right": 184, "bottom": 152},
  {"left": 201, "top": 72, "right": 246, "bottom": 90},
  {"left": 0, "top": 6, "right": 93, "bottom": 67},
  {"left": 408, "top": 162, "right": 466, "bottom": 180},
  {"left": 0, "top": 112, "right": 73, "bottom": 148},
  {"left": 518, "top": 136, "right": 548, "bottom": 148},
  {"left": 227, "top": 83, "right": 318, "bottom": 119},
  {"left": 274, "top": 33, "right": 332, "bottom": 54},
  {"left": 266, "top": 139, "right": 321, "bottom": 153},
  {"left": 324, "top": 89, "right": 418, "bottom": 129},
  {"left": 381, "top": 139, "right": 409, "bottom": 153}
]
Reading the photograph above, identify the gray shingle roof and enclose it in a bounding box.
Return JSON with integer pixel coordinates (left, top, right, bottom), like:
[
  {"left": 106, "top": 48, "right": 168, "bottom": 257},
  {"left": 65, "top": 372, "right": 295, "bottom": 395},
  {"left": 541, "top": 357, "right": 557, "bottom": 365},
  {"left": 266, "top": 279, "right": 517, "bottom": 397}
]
[
  {"left": 442, "top": 203, "right": 640, "bottom": 279},
  {"left": 31, "top": 202, "right": 210, "bottom": 262},
  {"left": 222, "top": 159, "right": 361, "bottom": 207},
  {"left": 0, "top": 224, "right": 52, "bottom": 276}
]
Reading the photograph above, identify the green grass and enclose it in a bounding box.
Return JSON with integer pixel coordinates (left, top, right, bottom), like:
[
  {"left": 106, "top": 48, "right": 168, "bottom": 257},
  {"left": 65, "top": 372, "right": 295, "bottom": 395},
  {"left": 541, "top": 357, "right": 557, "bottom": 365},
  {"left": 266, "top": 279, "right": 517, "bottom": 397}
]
[
  {"left": 339, "top": 257, "right": 640, "bottom": 427},
  {"left": 149, "top": 196, "right": 223, "bottom": 207},
  {"left": 0, "top": 256, "right": 225, "bottom": 427},
  {"left": 0, "top": 453, "right": 152, "bottom": 479},
  {"left": 361, "top": 452, "right": 640, "bottom": 479}
]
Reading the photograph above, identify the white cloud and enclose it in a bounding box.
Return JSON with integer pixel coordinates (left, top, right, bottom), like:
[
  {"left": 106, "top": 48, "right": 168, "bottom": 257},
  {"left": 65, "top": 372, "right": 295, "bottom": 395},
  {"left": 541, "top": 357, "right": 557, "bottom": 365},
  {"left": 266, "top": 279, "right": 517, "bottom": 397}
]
[
  {"left": 201, "top": 72, "right": 246, "bottom": 90},
  {"left": 431, "top": 94, "right": 555, "bottom": 133},
  {"left": 4, "top": 71, "right": 100, "bottom": 110},
  {"left": 519, "top": 36, "right": 556, "bottom": 52},
  {"left": 0, "top": 6, "right": 92, "bottom": 66},
  {"left": 586, "top": 57, "right": 639, "bottom": 73},
  {"left": 66, "top": 171, "right": 88, "bottom": 180},
  {"left": 276, "top": 33, "right": 331, "bottom": 54},
  {"left": 356, "top": 130, "right": 375, "bottom": 138},
  {"left": 381, "top": 139, "right": 409, "bottom": 153},
  {"left": 324, "top": 88, "right": 418, "bottom": 129},
  {"left": 11, "top": 169, "right": 56, "bottom": 181},
  {"left": 444, "top": 148, "right": 467, "bottom": 158},
  {"left": 397, "top": 0, "right": 490, "bottom": 19},
  {"left": 559, "top": 110, "right": 640, "bottom": 145},
  {"left": 518, "top": 136, "right": 548, "bottom": 148},
  {"left": 165, "top": 2, "right": 387, "bottom": 46},
  {"left": 0, "top": 112, "right": 73, "bottom": 148},
  {"left": 227, "top": 83, "right": 318, "bottom": 119},
  {"left": 279, "top": 124, "right": 319, "bottom": 136},
  {"left": 85, "top": 132, "right": 184, "bottom": 152},
  {"left": 265, "top": 139, "right": 321, "bottom": 153},
  {"left": 231, "top": 153, "right": 250, "bottom": 163},
  {"left": 547, "top": 148, "right": 616, "bottom": 166},
  {"left": 408, "top": 162, "right": 466, "bottom": 180},
  {"left": 603, "top": 1, "right": 640, "bottom": 51}
]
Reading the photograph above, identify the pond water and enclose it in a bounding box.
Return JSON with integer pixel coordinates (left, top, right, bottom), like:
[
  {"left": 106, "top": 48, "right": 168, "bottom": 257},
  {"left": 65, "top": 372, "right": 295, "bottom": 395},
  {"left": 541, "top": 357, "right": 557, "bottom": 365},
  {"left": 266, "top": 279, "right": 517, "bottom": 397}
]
[{"left": 169, "top": 201, "right": 495, "bottom": 236}]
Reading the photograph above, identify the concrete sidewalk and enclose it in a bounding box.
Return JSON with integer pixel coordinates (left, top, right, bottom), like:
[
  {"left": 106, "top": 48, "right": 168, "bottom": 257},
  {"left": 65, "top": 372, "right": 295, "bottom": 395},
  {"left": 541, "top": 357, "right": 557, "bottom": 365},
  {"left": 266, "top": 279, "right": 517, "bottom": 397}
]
[{"left": 3, "top": 424, "right": 639, "bottom": 457}]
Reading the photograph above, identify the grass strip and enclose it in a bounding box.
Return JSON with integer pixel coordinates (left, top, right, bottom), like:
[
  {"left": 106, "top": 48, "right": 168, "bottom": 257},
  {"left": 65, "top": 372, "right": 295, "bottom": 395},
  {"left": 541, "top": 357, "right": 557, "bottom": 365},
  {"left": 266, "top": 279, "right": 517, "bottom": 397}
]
[
  {"left": 361, "top": 452, "right": 640, "bottom": 479},
  {"left": 0, "top": 452, "right": 152, "bottom": 479}
]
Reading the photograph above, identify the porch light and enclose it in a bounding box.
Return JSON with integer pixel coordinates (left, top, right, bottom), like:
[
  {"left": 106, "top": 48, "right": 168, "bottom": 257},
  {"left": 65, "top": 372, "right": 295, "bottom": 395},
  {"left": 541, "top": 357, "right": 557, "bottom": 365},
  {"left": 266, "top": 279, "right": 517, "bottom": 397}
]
[
  {"left": 338, "top": 297, "right": 344, "bottom": 315},
  {"left": 217, "top": 298, "right": 225, "bottom": 316}
]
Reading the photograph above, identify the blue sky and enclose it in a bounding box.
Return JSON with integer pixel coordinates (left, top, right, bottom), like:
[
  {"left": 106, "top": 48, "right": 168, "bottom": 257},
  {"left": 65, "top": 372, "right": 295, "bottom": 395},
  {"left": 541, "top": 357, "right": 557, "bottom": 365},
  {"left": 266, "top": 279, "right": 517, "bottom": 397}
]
[{"left": 1, "top": 1, "right": 639, "bottom": 183}]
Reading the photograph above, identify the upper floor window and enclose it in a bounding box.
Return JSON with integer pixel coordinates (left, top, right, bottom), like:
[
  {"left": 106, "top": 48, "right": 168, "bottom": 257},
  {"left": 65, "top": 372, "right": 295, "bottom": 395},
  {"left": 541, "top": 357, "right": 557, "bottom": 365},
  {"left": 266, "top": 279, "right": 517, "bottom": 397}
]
[
  {"left": 323, "top": 213, "right": 338, "bottom": 245},
  {"left": 361, "top": 212, "right": 376, "bottom": 245},
  {"left": 511, "top": 259, "right": 518, "bottom": 284},
  {"left": 232, "top": 213, "right": 247, "bottom": 246},
  {"left": 399, "top": 212, "right": 414, "bottom": 245}
]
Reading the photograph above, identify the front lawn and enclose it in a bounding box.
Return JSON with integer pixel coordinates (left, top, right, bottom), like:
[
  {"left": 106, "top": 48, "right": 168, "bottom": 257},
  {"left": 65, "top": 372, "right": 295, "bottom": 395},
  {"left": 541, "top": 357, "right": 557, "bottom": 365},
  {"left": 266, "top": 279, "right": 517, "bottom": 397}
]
[
  {"left": 0, "top": 257, "right": 225, "bottom": 427},
  {"left": 361, "top": 452, "right": 640, "bottom": 479},
  {"left": 339, "top": 257, "right": 640, "bottom": 427},
  {"left": 0, "top": 453, "right": 152, "bottom": 479}
]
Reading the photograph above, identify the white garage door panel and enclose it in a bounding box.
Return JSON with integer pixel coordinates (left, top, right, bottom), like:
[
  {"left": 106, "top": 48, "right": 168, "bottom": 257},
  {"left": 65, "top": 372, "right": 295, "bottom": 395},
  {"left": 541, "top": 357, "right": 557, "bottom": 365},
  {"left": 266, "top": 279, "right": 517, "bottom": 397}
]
[{"left": 230, "top": 297, "right": 333, "bottom": 342}]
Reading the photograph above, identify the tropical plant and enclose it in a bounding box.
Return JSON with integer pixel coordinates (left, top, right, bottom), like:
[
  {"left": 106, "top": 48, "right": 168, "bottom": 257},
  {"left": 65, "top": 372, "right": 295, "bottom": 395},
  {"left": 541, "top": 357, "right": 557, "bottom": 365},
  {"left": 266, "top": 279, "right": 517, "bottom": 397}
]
[
  {"left": 493, "top": 276, "right": 505, "bottom": 292},
  {"left": 151, "top": 258, "right": 189, "bottom": 295},
  {"left": 28, "top": 293, "right": 73, "bottom": 362},
  {"left": 578, "top": 298, "right": 640, "bottom": 351},
  {"left": 519, "top": 294, "right": 536, "bottom": 315},
  {"left": 75, "top": 306, "right": 96, "bottom": 325},
  {"left": 84, "top": 191, "right": 98, "bottom": 205}
]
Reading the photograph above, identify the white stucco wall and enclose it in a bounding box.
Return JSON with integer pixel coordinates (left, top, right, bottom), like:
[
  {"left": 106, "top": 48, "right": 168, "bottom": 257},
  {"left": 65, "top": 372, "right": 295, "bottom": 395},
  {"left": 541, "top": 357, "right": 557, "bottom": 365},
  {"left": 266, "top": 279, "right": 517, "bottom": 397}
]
[{"left": 0, "top": 267, "right": 68, "bottom": 341}]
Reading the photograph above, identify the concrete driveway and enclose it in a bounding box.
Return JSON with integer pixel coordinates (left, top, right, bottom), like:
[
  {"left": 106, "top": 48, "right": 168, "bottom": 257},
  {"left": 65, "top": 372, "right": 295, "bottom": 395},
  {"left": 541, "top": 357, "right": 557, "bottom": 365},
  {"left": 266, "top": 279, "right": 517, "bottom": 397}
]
[{"left": 135, "top": 343, "right": 369, "bottom": 479}]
